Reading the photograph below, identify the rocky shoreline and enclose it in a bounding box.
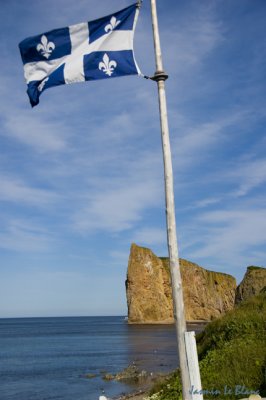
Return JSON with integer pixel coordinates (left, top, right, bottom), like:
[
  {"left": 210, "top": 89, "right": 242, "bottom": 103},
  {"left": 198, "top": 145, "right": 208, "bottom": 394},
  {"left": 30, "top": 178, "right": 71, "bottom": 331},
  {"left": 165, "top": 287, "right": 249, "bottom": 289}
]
[
  {"left": 115, "top": 390, "right": 147, "bottom": 400},
  {"left": 100, "top": 363, "right": 171, "bottom": 400}
]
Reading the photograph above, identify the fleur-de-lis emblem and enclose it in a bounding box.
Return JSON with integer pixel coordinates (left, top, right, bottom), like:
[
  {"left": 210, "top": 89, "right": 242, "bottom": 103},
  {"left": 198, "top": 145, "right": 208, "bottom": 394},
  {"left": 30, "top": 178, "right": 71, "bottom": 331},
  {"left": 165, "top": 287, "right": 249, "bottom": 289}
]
[
  {"left": 99, "top": 53, "right": 117, "bottom": 76},
  {"left": 36, "top": 35, "right": 55, "bottom": 59},
  {"left": 38, "top": 77, "right": 49, "bottom": 92},
  {"left": 104, "top": 16, "right": 120, "bottom": 33}
]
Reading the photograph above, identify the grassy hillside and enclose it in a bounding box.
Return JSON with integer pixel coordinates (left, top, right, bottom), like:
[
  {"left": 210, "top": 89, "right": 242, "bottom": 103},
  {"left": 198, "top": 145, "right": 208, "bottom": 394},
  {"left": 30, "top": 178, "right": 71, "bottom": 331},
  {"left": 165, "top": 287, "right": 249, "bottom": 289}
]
[{"left": 145, "top": 292, "right": 266, "bottom": 400}]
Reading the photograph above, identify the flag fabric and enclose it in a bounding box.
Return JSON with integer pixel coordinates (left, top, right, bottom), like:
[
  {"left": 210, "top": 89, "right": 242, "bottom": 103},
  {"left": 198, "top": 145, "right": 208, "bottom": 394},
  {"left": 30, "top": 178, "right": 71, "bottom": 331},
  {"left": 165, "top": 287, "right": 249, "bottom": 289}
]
[{"left": 19, "top": 3, "right": 141, "bottom": 107}]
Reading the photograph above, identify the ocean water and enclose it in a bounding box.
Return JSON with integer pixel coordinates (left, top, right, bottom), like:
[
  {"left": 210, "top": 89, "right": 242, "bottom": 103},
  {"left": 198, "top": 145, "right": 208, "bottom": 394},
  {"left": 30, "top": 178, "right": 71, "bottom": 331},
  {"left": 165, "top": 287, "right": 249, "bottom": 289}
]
[{"left": 0, "top": 317, "right": 204, "bottom": 400}]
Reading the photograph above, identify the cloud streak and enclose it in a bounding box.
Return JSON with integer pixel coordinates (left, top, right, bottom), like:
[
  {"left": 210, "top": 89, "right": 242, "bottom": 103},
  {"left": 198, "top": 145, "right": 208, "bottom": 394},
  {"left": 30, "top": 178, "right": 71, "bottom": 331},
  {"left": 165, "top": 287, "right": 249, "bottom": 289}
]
[
  {"left": 180, "top": 204, "right": 266, "bottom": 278},
  {"left": 0, "top": 174, "right": 59, "bottom": 207},
  {"left": 0, "top": 219, "right": 54, "bottom": 252}
]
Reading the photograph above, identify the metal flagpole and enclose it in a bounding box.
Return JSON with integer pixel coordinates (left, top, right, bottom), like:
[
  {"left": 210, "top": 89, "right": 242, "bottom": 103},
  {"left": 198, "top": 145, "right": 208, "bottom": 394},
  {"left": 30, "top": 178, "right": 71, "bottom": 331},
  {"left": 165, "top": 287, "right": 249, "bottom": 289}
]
[{"left": 149, "top": 0, "right": 192, "bottom": 399}]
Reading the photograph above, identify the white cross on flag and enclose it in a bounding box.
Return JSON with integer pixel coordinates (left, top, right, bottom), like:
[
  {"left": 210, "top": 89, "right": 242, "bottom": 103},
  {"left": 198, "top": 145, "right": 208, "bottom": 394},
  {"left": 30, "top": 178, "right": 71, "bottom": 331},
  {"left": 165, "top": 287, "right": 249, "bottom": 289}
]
[{"left": 19, "top": 3, "right": 141, "bottom": 107}]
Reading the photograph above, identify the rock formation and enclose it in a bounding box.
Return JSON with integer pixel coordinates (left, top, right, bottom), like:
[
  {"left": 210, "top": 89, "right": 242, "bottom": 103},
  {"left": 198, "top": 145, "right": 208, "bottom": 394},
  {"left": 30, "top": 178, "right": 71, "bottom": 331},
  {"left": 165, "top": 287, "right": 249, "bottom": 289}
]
[
  {"left": 235, "top": 266, "right": 266, "bottom": 304},
  {"left": 126, "top": 244, "right": 236, "bottom": 323}
]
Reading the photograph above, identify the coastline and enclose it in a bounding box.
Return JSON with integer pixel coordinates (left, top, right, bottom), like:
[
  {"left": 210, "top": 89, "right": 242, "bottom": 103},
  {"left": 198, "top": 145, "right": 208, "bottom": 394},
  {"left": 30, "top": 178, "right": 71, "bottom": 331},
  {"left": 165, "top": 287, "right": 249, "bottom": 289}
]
[
  {"left": 110, "top": 369, "right": 169, "bottom": 400},
  {"left": 113, "top": 370, "right": 173, "bottom": 400},
  {"left": 112, "top": 321, "right": 208, "bottom": 400},
  {"left": 116, "top": 390, "right": 147, "bottom": 400}
]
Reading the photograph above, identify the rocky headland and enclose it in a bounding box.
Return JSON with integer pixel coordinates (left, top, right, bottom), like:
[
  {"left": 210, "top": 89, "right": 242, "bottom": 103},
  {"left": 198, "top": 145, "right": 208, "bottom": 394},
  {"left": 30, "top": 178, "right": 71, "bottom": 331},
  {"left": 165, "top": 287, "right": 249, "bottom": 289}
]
[
  {"left": 235, "top": 266, "right": 266, "bottom": 304},
  {"left": 125, "top": 243, "right": 266, "bottom": 323}
]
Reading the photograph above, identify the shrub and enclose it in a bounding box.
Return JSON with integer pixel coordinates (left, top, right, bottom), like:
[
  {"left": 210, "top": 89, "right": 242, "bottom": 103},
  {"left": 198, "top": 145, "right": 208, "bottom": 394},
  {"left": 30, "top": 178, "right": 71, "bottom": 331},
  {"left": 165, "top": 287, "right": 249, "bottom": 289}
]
[
  {"left": 145, "top": 370, "right": 182, "bottom": 400},
  {"left": 147, "top": 293, "right": 266, "bottom": 400}
]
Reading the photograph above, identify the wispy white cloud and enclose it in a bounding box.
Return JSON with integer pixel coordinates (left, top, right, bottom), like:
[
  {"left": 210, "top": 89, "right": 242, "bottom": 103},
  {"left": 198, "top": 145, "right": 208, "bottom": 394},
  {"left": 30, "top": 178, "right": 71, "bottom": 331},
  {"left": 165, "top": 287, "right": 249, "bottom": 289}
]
[
  {"left": 184, "top": 207, "right": 266, "bottom": 274},
  {"left": 131, "top": 227, "right": 166, "bottom": 247},
  {"left": 0, "top": 174, "right": 59, "bottom": 206},
  {"left": 230, "top": 158, "right": 266, "bottom": 197},
  {"left": 3, "top": 114, "right": 68, "bottom": 153},
  {"left": 72, "top": 179, "right": 161, "bottom": 233},
  {"left": 171, "top": 110, "right": 246, "bottom": 170},
  {"left": 164, "top": 3, "right": 224, "bottom": 74},
  {"left": 192, "top": 197, "right": 223, "bottom": 209},
  {"left": 187, "top": 155, "right": 266, "bottom": 211},
  {"left": 109, "top": 249, "right": 130, "bottom": 263},
  {"left": 0, "top": 219, "right": 54, "bottom": 252}
]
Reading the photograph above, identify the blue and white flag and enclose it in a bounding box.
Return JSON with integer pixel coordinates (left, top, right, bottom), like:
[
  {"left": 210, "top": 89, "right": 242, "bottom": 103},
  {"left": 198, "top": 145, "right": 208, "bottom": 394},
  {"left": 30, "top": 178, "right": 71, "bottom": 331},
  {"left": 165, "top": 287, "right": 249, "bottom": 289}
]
[{"left": 19, "top": 3, "right": 141, "bottom": 107}]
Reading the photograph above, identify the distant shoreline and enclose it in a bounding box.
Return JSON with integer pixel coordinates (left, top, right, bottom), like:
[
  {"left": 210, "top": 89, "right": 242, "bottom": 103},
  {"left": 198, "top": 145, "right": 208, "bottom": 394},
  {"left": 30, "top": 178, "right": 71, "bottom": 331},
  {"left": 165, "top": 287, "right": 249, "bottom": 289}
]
[{"left": 127, "top": 320, "right": 210, "bottom": 325}]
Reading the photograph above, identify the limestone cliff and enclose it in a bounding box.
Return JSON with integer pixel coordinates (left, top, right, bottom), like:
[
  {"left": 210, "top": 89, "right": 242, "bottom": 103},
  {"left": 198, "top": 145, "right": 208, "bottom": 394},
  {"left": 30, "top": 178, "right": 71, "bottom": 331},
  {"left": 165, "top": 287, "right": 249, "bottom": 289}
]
[
  {"left": 126, "top": 244, "right": 236, "bottom": 323},
  {"left": 235, "top": 266, "right": 266, "bottom": 304}
]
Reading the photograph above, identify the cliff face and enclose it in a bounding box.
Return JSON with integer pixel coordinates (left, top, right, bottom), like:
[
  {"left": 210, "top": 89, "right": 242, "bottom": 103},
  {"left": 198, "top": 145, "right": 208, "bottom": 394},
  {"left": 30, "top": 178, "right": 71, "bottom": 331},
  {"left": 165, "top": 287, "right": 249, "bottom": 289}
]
[
  {"left": 235, "top": 266, "right": 266, "bottom": 304},
  {"left": 126, "top": 244, "right": 174, "bottom": 324},
  {"left": 126, "top": 244, "right": 236, "bottom": 323}
]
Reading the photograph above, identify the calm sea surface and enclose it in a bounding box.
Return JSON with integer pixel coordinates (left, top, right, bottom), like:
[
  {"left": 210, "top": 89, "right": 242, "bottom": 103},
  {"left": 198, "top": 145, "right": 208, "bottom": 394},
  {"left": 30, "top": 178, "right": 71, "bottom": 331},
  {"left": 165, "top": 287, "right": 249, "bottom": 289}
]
[{"left": 0, "top": 317, "right": 204, "bottom": 400}]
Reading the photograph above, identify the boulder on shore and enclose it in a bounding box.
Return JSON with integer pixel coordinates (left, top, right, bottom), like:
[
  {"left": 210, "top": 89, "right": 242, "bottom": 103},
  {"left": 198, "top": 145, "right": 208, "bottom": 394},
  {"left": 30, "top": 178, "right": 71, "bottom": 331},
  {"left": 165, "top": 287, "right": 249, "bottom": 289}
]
[{"left": 103, "top": 364, "right": 148, "bottom": 383}]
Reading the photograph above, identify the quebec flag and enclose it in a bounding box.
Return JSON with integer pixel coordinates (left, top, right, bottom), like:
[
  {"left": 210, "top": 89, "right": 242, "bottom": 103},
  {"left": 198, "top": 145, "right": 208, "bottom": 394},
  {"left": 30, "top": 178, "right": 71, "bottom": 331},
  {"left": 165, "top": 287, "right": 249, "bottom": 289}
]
[{"left": 19, "top": 3, "right": 141, "bottom": 107}]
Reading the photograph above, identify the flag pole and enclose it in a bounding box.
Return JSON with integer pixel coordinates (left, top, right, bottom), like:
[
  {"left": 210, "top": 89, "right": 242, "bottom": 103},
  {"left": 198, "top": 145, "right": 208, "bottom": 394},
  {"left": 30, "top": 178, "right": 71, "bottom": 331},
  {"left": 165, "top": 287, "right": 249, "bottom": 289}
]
[{"left": 149, "top": 1, "right": 191, "bottom": 398}]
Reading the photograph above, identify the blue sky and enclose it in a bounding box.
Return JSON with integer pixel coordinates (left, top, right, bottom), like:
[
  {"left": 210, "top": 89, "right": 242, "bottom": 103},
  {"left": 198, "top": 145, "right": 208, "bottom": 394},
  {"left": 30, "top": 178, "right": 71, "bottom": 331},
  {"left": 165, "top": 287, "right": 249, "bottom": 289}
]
[{"left": 0, "top": 0, "right": 265, "bottom": 318}]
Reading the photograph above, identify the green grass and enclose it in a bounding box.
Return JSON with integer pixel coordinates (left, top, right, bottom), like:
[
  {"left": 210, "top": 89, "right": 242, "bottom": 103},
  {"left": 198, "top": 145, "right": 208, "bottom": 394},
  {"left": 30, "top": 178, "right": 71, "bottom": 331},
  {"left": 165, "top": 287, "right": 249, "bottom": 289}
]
[
  {"left": 196, "top": 292, "right": 266, "bottom": 358},
  {"left": 145, "top": 293, "right": 266, "bottom": 400},
  {"left": 247, "top": 266, "right": 265, "bottom": 271},
  {"left": 144, "top": 370, "right": 182, "bottom": 400}
]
